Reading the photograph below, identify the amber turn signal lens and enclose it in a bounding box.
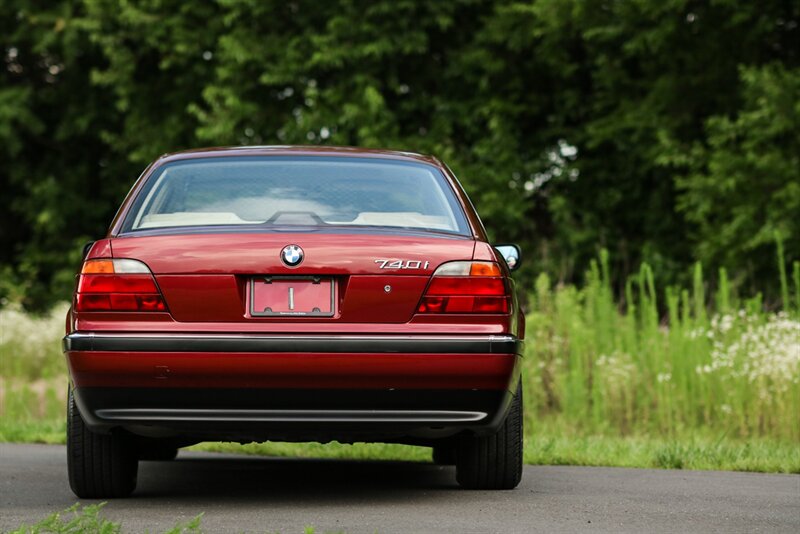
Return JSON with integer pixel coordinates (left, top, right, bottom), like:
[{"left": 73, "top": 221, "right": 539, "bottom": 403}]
[
  {"left": 81, "top": 259, "right": 115, "bottom": 274},
  {"left": 469, "top": 262, "right": 502, "bottom": 277}
]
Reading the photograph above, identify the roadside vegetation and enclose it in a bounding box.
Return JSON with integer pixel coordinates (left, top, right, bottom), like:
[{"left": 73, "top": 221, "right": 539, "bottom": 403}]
[
  {"left": 2, "top": 250, "right": 798, "bottom": 473},
  {"left": 7, "top": 503, "right": 335, "bottom": 534},
  {"left": 6, "top": 503, "right": 203, "bottom": 534},
  {"left": 524, "top": 248, "right": 800, "bottom": 444}
]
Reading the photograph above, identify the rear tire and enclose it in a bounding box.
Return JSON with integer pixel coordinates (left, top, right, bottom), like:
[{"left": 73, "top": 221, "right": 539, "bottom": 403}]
[
  {"left": 455, "top": 382, "right": 523, "bottom": 489},
  {"left": 67, "top": 387, "right": 138, "bottom": 498}
]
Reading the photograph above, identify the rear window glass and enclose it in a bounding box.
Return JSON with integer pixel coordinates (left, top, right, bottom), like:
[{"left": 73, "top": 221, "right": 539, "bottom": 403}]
[{"left": 122, "top": 156, "right": 469, "bottom": 235}]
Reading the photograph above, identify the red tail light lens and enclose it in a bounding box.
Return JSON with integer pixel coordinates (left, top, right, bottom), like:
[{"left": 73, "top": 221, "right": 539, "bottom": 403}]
[
  {"left": 417, "top": 261, "right": 510, "bottom": 314},
  {"left": 74, "top": 259, "right": 166, "bottom": 312},
  {"left": 425, "top": 277, "right": 506, "bottom": 296},
  {"left": 78, "top": 274, "right": 158, "bottom": 294}
]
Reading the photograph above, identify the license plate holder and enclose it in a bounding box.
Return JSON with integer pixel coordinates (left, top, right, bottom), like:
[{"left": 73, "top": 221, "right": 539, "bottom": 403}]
[{"left": 249, "top": 276, "right": 335, "bottom": 317}]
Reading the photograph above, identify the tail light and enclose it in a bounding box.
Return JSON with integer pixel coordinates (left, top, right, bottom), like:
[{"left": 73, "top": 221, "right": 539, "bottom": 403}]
[
  {"left": 417, "top": 261, "right": 510, "bottom": 314},
  {"left": 75, "top": 259, "right": 167, "bottom": 312}
]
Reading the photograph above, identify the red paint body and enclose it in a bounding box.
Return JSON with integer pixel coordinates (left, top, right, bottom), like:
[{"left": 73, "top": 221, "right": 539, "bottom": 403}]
[
  {"left": 68, "top": 351, "right": 516, "bottom": 390},
  {"left": 64, "top": 146, "right": 525, "bottom": 442}
]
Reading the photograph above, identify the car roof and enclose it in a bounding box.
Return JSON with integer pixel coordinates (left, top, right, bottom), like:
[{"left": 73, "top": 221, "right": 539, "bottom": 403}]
[{"left": 155, "top": 145, "right": 442, "bottom": 166}]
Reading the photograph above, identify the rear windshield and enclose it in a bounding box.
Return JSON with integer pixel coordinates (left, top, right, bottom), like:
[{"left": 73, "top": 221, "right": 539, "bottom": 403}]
[{"left": 122, "top": 156, "right": 470, "bottom": 235}]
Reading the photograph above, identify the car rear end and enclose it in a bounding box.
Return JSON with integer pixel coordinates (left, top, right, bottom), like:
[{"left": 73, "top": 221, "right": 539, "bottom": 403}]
[{"left": 63, "top": 148, "right": 525, "bottom": 497}]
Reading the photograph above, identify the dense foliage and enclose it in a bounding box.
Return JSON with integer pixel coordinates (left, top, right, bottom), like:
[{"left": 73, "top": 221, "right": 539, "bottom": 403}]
[{"left": 2, "top": 0, "right": 798, "bottom": 309}]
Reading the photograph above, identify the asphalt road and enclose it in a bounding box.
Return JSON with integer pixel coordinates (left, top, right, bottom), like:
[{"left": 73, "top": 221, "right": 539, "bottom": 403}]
[{"left": 1, "top": 443, "right": 797, "bottom": 533}]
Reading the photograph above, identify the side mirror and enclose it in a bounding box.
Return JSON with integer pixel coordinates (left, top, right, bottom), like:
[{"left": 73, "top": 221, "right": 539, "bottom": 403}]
[
  {"left": 82, "top": 241, "right": 95, "bottom": 259},
  {"left": 494, "top": 244, "right": 521, "bottom": 271}
]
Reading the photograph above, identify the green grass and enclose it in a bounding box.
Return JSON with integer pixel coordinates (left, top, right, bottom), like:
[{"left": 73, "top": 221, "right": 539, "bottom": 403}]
[
  {"left": 190, "top": 440, "right": 434, "bottom": 462},
  {"left": 0, "top": 418, "right": 65, "bottom": 444},
  {"left": 194, "top": 432, "right": 799, "bottom": 473},
  {"left": 7, "top": 502, "right": 204, "bottom": 534},
  {"left": 6, "top": 503, "right": 346, "bottom": 534},
  {"left": 5, "top": 417, "right": 797, "bottom": 473},
  {"left": 6, "top": 502, "right": 335, "bottom": 534},
  {"left": 521, "top": 425, "right": 800, "bottom": 473},
  {"left": 1, "top": 251, "right": 798, "bottom": 474}
]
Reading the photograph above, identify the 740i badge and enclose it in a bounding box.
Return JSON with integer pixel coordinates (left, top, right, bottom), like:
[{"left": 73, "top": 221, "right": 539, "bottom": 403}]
[{"left": 374, "top": 259, "right": 430, "bottom": 269}]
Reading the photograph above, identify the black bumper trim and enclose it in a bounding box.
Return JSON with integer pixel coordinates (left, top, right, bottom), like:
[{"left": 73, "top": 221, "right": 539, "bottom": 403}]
[
  {"left": 72, "top": 388, "right": 513, "bottom": 439},
  {"left": 63, "top": 333, "right": 521, "bottom": 354},
  {"left": 94, "top": 408, "right": 488, "bottom": 424}
]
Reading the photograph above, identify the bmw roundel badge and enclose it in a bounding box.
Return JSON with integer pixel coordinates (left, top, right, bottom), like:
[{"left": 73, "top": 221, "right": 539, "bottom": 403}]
[{"left": 281, "top": 244, "right": 304, "bottom": 267}]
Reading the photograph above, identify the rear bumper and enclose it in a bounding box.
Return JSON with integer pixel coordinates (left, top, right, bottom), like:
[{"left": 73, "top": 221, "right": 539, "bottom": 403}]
[
  {"left": 63, "top": 333, "right": 522, "bottom": 442},
  {"left": 63, "top": 332, "right": 520, "bottom": 355}
]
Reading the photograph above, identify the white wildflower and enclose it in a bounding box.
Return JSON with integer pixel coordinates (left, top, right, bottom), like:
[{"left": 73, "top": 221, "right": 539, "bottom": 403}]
[
  {"left": 0, "top": 302, "right": 70, "bottom": 376},
  {"left": 706, "top": 311, "right": 800, "bottom": 396}
]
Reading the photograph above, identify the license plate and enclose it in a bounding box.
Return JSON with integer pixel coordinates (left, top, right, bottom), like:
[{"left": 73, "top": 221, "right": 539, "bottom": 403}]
[{"left": 249, "top": 276, "right": 335, "bottom": 317}]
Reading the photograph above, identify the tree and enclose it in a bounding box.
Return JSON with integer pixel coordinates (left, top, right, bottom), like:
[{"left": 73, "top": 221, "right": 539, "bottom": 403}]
[
  {"left": 1, "top": 0, "right": 798, "bottom": 309},
  {"left": 673, "top": 64, "right": 800, "bottom": 299}
]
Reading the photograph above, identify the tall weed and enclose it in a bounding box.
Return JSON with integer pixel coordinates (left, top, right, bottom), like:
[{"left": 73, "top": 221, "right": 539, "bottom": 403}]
[
  {"left": 523, "top": 252, "right": 800, "bottom": 441},
  {"left": 0, "top": 303, "right": 68, "bottom": 379}
]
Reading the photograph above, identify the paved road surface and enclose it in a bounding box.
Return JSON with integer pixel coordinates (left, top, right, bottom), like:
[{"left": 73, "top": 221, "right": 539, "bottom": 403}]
[{"left": 1, "top": 443, "right": 797, "bottom": 533}]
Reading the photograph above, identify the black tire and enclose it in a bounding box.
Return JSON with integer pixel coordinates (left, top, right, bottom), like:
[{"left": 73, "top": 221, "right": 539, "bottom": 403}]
[
  {"left": 455, "top": 383, "right": 523, "bottom": 489},
  {"left": 67, "top": 387, "right": 138, "bottom": 498},
  {"left": 432, "top": 445, "right": 457, "bottom": 465}
]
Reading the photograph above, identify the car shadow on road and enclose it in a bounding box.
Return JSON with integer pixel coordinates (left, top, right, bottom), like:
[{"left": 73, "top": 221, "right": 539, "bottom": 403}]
[{"left": 134, "top": 454, "right": 460, "bottom": 501}]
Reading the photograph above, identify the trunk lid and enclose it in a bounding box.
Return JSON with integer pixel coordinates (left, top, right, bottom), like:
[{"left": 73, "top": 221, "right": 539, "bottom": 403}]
[{"left": 110, "top": 232, "right": 475, "bottom": 323}]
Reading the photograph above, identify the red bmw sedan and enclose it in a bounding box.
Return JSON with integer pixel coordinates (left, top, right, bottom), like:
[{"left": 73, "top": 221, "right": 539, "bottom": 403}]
[{"left": 63, "top": 146, "right": 525, "bottom": 497}]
